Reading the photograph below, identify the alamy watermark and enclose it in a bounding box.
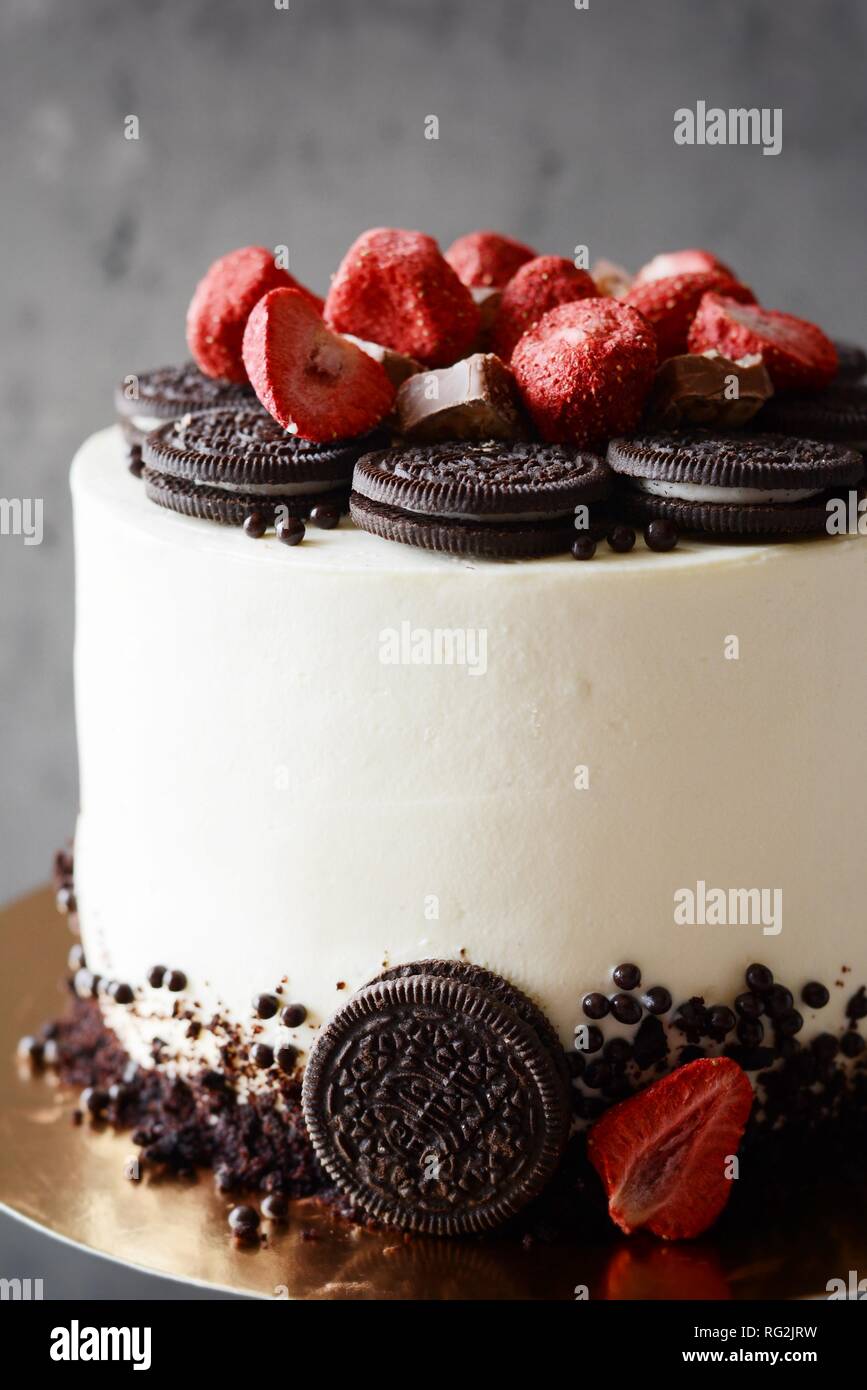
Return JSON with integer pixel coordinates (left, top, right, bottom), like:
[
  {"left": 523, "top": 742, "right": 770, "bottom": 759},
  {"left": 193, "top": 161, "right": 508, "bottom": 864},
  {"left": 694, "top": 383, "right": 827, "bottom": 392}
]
[
  {"left": 674, "top": 880, "right": 782, "bottom": 936},
  {"left": 674, "top": 102, "right": 782, "bottom": 156},
  {"left": 0, "top": 497, "right": 43, "bottom": 545},
  {"left": 379, "top": 621, "right": 488, "bottom": 676}
]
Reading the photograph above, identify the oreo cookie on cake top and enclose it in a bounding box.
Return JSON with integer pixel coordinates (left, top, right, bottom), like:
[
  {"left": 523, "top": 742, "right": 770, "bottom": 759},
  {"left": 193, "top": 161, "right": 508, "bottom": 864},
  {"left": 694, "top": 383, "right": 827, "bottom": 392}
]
[
  {"left": 142, "top": 408, "right": 384, "bottom": 532},
  {"left": 350, "top": 441, "right": 612, "bottom": 558},
  {"left": 115, "top": 363, "right": 258, "bottom": 471},
  {"left": 753, "top": 383, "right": 867, "bottom": 451},
  {"left": 608, "top": 432, "right": 863, "bottom": 538}
]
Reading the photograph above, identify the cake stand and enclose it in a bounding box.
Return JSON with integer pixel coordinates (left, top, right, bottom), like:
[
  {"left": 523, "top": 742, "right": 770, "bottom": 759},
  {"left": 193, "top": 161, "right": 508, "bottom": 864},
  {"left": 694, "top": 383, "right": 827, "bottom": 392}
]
[{"left": 2, "top": 888, "right": 864, "bottom": 1301}]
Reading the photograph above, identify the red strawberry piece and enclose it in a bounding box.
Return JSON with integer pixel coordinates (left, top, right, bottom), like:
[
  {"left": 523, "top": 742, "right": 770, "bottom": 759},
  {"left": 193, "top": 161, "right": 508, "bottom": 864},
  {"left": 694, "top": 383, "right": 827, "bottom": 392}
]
[
  {"left": 491, "top": 256, "right": 597, "bottom": 361},
  {"left": 324, "top": 228, "right": 479, "bottom": 368},
  {"left": 634, "top": 248, "right": 734, "bottom": 286},
  {"left": 444, "top": 230, "right": 537, "bottom": 289},
  {"left": 623, "top": 272, "right": 755, "bottom": 360},
  {"left": 511, "top": 298, "right": 657, "bottom": 449},
  {"left": 587, "top": 1057, "right": 754, "bottom": 1241},
  {"left": 186, "top": 247, "right": 323, "bottom": 383},
  {"left": 688, "top": 294, "right": 839, "bottom": 391},
  {"left": 242, "top": 288, "right": 395, "bottom": 442}
]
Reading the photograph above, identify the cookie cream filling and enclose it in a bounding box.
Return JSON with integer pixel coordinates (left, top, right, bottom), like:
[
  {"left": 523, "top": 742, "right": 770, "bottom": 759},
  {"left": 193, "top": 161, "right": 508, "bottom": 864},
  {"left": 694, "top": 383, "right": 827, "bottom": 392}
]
[
  {"left": 185, "top": 476, "right": 347, "bottom": 497},
  {"left": 130, "top": 413, "right": 171, "bottom": 433},
  {"left": 634, "top": 478, "right": 824, "bottom": 505}
]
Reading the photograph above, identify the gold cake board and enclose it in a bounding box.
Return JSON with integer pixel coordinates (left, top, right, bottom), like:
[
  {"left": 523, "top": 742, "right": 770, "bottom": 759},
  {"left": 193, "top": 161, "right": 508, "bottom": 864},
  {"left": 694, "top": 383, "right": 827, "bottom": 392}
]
[{"left": 1, "top": 888, "right": 864, "bottom": 1301}]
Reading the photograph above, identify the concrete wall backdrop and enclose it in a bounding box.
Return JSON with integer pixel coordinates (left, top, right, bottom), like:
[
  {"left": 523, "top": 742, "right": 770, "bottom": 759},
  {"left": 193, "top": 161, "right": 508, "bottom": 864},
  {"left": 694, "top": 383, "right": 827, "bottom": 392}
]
[{"left": 1, "top": 0, "right": 865, "bottom": 1302}]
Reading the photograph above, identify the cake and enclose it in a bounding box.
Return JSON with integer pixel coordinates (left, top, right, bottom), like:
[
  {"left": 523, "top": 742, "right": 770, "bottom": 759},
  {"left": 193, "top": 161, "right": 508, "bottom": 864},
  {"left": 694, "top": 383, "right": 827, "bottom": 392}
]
[{"left": 26, "top": 230, "right": 867, "bottom": 1246}]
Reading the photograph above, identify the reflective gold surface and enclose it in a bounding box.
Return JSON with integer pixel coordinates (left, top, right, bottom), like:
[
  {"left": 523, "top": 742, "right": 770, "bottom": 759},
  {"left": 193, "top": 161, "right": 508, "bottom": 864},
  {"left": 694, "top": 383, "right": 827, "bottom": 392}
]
[{"left": 2, "top": 888, "right": 865, "bottom": 1300}]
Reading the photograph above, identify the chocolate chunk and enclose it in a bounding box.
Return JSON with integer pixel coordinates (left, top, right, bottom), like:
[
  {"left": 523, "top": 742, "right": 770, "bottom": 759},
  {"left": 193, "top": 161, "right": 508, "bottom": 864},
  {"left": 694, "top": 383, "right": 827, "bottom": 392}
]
[
  {"left": 644, "top": 351, "right": 773, "bottom": 430},
  {"left": 632, "top": 1015, "right": 668, "bottom": 1070},
  {"left": 395, "top": 353, "right": 528, "bottom": 444},
  {"left": 341, "top": 334, "right": 422, "bottom": 387}
]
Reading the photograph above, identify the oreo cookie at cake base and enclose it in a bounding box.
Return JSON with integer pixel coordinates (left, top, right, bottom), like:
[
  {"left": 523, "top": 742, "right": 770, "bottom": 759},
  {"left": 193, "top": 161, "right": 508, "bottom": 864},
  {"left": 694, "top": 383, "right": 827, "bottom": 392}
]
[
  {"left": 607, "top": 431, "right": 863, "bottom": 539},
  {"left": 115, "top": 362, "right": 259, "bottom": 469},
  {"left": 753, "top": 383, "right": 867, "bottom": 452},
  {"left": 350, "top": 441, "right": 612, "bottom": 559},
  {"left": 142, "top": 408, "right": 385, "bottom": 529}
]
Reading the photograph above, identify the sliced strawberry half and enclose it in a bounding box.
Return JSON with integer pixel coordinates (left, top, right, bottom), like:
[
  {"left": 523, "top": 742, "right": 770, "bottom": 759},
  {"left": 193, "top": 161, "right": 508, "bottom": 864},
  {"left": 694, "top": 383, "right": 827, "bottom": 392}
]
[
  {"left": 623, "top": 272, "right": 755, "bottom": 359},
  {"left": 689, "top": 294, "right": 839, "bottom": 390},
  {"left": 587, "top": 1057, "right": 754, "bottom": 1241},
  {"left": 242, "top": 288, "right": 395, "bottom": 442},
  {"left": 634, "top": 248, "right": 734, "bottom": 286}
]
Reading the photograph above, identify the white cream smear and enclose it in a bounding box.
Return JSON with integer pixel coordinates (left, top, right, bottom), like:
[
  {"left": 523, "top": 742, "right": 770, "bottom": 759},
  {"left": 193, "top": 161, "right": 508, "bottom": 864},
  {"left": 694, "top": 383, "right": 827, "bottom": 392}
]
[{"left": 635, "top": 478, "right": 823, "bottom": 505}]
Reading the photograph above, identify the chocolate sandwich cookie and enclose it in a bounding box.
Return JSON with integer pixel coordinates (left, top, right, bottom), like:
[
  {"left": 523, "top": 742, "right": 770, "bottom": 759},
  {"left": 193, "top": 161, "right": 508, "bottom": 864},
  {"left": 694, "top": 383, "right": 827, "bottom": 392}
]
[
  {"left": 608, "top": 432, "right": 863, "bottom": 538},
  {"left": 302, "top": 968, "right": 570, "bottom": 1235},
  {"left": 350, "top": 441, "right": 611, "bottom": 558},
  {"left": 754, "top": 383, "right": 867, "bottom": 450},
  {"left": 832, "top": 340, "right": 867, "bottom": 383},
  {"left": 142, "top": 408, "right": 383, "bottom": 529},
  {"left": 115, "top": 363, "right": 258, "bottom": 469}
]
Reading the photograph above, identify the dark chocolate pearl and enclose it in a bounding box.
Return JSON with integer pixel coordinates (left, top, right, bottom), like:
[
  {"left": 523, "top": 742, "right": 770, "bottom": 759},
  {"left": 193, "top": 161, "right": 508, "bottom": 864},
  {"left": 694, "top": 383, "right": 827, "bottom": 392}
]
[
  {"left": 276, "top": 517, "right": 305, "bottom": 546},
  {"left": 128, "top": 453, "right": 144, "bottom": 479},
  {"left": 250, "top": 1043, "right": 274, "bottom": 1070},
  {"left": 644, "top": 519, "right": 678, "bottom": 552},
  {"left": 108, "top": 981, "right": 134, "bottom": 1005},
  {"left": 107, "top": 1082, "right": 130, "bottom": 1104},
  {"left": 582, "top": 992, "right": 609, "bottom": 1020},
  {"left": 73, "top": 968, "right": 100, "bottom": 999},
  {"left": 262, "top": 1192, "right": 289, "bottom": 1221},
  {"left": 243, "top": 511, "right": 267, "bottom": 539},
  {"left": 214, "top": 1164, "right": 235, "bottom": 1193},
  {"left": 567, "top": 1051, "right": 586, "bottom": 1078},
  {"left": 812, "top": 1033, "right": 839, "bottom": 1062},
  {"left": 80, "top": 1086, "right": 109, "bottom": 1116},
  {"left": 68, "top": 942, "right": 86, "bottom": 972},
  {"left": 708, "top": 1005, "right": 736, "bottom": 1034},
  {"left": 17, "top": 1035, "right": 44, "bottom": 1066},
  {"left": 642, "top": 986, "right": 672, "bottom": 1015},
  {"left": 571, "top": 536, "right": 596, "bottom": 561},
  {"left": 846, "top": 987, "right": 867, "bottom": 1021},
  {"left": 56, "top": 885, "right": 77, "bottom": 914},
  {"left": 801, "top": 981, "right": 830, "bottom": 1009},
  {"left": 603, "top": 1037, "right": 632, "bottom": 1065},
  {"left": 777, "top": 1037, "right": 801, "bottom": 1060},
  {"left": 253, "top": 993, "right": 279, "bottom": 1020},
  {"left": 583, "top": 1061, "right": 612, "bottom": 1090},
  {"left": 745, "top": 963, "right": 774, "bottom": 993},
  {"left": 576, "top": 1025, "right": 604, "bottom": 1055},
  {"left": 610, "top": 993, "right": 642, "bottom": 1025},
  {"left": 147, "top": 965, "right": 167, "bottom": 988},
  {"left": 228, "top": 1204, "right": 260, "bottom": 1237},
  {"left": 735, "top": 991, "right": 764, "bottom": 1019},
  {"left": 279, "top": 1002, "right": 307, "bottom": 1028},
  {"left": 737, "top": 1017, "right": 764, "bottom": 1047},
  {"left": 841, "top": 1031, "right": 865, "bottom": 1058},
  {"left": 606, "top": 525, "right": 636, "bottom": 554},
  {"left": 613, "top": 963, "right": 641, "bottom": 991},
  {"left": 764, "top": 985, "right": 793, "bottom": 1020},
  {"left": 775, "top": 1008, "right": 803, "bottom": 1038},
  {"left": 309, "top": 505, "right": 339, "bottom": 530},
  {"left": 202, "top": 1069, "right": 228, "bottom": 1092},
  {"left": 164, "top": 969, "right": 187, "bottom": 992},
  {"left": 276, "top": 1044, "right": 299, "bottom": 1074}
]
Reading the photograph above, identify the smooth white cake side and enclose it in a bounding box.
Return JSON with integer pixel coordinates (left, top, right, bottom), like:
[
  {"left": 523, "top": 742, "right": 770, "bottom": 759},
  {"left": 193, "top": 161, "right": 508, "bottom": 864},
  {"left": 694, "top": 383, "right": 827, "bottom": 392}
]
[{"left": 72, "top": 427, "right": 867, "bottom": 1072}]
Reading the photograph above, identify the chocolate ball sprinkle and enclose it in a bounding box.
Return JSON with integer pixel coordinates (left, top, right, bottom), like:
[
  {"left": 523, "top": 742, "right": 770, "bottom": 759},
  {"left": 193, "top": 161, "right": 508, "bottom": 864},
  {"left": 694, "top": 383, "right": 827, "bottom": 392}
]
[
  {"left": 310, "top": 505, "right": 340, "bottom": 530},
  {"left": 644, "top": 518, "right": 678, "bottom": 552},
  {"left": 228, "top": 1204, "right": 260, "bottom": 1237},
  {"left": 609, "top": 993, "right": 642, "bottom": 1025},
  {"left": 603, "top": 1037, "right": 633, "bottom": 1065},
  {"left": 279, "top": 1002, "right": 307, "bottom": 1028},
  {"left": 812, "top": 1033, "right": 839, "bottom": 1062},
  {"left": 276, "top": 1043, "right": 299, "bottom": 1074},
  {"left": 764, "top": 985, "right": 794, "bottom": 1019},
  {"left": 708, "top": 1005, "right": 737, "bottom": 1034},
  {"left": 80, "top": 1086, "right": 109, "bottom": 1116},
  {"left": 642, "top": 986, "right": 672, "bottom": 1015},
  {"left": 108, "top": 981, "right": 134, "bottom": 1005},
  {"left": 576, "top": 1025, "right": 604, "bottom": 1055},
  {"left": 841, "top": 1031, "right": 865, "bottom": 1059},
  {"left": 73, "top": 968, "right": 100, "bottom": 999},
  {"left": 567, "top": 1051, "right": 586, "bottom": 1078},
  {"left": 846, "top": 987, "right": 867, "bottom": 1021},
  {"left": 745, "top": 963, "right": 774, "bottom": 993},
  {"left": 775, "top": 1008, "right": 804, "bottom": 1038},
  {"left": 571, "top": 536, "right": 596, "bottom": 561},
  {"left": 607, "top": 525, "right": 636, "bottom": 554},
  {"left": 164, "top": 969, "right": 187, "bottom": 992},
  {"left": 262, "top": 1193, "right": 289, "bottom": 1221},
  {"left": 276, "top": 517, "right": 306, "bottom": 546},
  {"left": 736, "top": 1017, "right": 764, "bottom": 1047},
  {"left": 612, "top": 963, "right": 641, "bottom": 991},
  {"left": 581, "top": 992, "right": 609, "bottom": 1020},
  {"left": 17, "top": 1036, "right": 44, "bottom": 1066},
  {"left": 250, "top": 1043, "right": 274, "bottom": 1070},
  {"left": 801, "top": 981, "right": 830, "bottom": 1009},
  {"left": 735, "top": 991, "right": 764, "bottom": 1019},
  {"left": 253, "top": 993, "right": 279, "bottom": 1020},
  {"left": 147, "top": 965, "right": 167, "bottom": 988},
  {"left": 243, "top": 511, "right": 267, "bottom": 539}
]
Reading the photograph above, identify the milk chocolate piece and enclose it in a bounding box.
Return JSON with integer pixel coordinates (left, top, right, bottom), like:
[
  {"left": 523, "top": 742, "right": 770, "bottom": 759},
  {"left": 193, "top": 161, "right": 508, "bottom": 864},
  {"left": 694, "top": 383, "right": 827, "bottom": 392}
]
[
  {"left": 395, "top": 353, "right": 528, "bottom": 443},
  {"left": 342, "top": 334, "right": 421, "bottom": 387},
  {"left": 471, "top": 285, "right": 503, "bottom": 349},
  {"left": 644, "top": 351, "right": 773, "bottom": 429}
]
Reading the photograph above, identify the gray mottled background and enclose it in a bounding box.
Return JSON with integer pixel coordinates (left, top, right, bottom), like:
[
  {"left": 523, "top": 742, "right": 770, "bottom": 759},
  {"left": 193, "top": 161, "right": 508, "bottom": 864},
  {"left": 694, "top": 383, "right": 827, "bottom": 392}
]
[{"left": 1, "top": 0, "right": 865, "bottom": 1297}]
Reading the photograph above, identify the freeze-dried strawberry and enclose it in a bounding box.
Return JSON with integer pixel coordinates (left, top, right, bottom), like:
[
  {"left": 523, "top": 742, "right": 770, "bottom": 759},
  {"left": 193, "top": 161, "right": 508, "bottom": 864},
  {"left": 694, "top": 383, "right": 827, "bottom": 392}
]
[
  {"left": 511, "top": 298, "right": 657, "bottom": 448},
  {"left": 688, "top": 294, "right": 839, "bottom": 390},
  {"left": 633, "top": 248, "right": 734, "bottom": 286},
  {"left": 186, "top": 246, "right": 323, "bottom": 383},
  {"left": 324, "top": 228, "right": 479, "bottom": 368},
  {"left": 491, "top": 256, "right": 597, "bottom": 361},
  {"left": 242, "top": 288, "right": 395, "bottom": 442},
  {"left": 444, "top": 230, "right": 537, "bottom": 289},
  {"left": 623, "top": 272, "right": 755, "bottom": 359},
  {"left": 587, "top": 1058, "right": 754, "bottom": 1241}
]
